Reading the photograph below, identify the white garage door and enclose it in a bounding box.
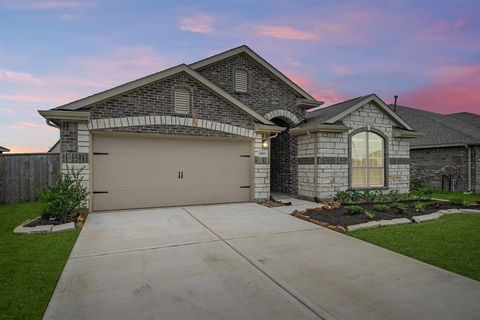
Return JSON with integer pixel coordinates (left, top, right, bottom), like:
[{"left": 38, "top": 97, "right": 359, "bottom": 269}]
[{"left": 92, "top": 134, "right": 252, "bottom": 211}]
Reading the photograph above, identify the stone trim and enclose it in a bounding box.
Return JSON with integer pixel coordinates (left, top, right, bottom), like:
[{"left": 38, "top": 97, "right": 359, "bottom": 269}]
[
  {"left": 298, "top": 157, "right": 315, "bottom": 165},
  {"left": 318, "top": 156, "right": 348, "bottom": 165},
  {"left": 389, "top": 157, "right": 410, "bottom": 165},
  {"left": 348, "top": 127, "right": 389, "bottom": 189},
  {"left": 88, "top": 116, "right": 256, "bottom": 138},
  {"left": 264, "top": 109, "right": 300, "bottom": 124},
  {"left": 62, "top": 152, "right": 89, "bottom": 163},
  {"left": 255, "top": 157, "right": 269, "bottom": 164}
]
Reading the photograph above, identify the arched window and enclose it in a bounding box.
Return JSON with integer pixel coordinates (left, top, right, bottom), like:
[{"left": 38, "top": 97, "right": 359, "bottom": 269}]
[
  {"left": 234, "top": 69, "right": 248, "bottom": 93},
  {"left": 174, "top": 88, "right": 190, "bottom": 114},
  {"left": 351, "top": 131, "right": 385, "bottom": 188}
]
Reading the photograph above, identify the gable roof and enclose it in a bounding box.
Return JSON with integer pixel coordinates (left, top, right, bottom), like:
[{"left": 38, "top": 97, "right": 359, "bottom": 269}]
[
  {"left": 0, "top": 146, "right": 9, "bottom": 153},
  {"left": 447, "top": 112, "right": 480, "bottom": 128},
  {"left": 302, "top": 94, "right": 414, "bottom": 130},
  {"left": 190, "top": 45, "right": 322, "bottom": 103},
  {"left": 46, "top": 64, "right": 273, "bottom": 125},
  {"left": 395, "top": 105, "right": 480, "bottom": 148}
]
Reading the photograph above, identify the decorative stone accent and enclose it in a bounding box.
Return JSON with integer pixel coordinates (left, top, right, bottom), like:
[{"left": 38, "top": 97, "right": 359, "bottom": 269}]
[
  {"left": 31, "top": 225, "right": 53, "bottom": 234},
  {"left": 13, "top": 218, "right": 76, "bottom": 235},
  {"left": 412, "top": 212, "right": 443, "bottom": 223},
  {"left": 378, "top": 218, "right": 412, "bottom": 227},
  {"left": 346, "top": 221, "right": 380, "bottom": 232},
  {"left": 88, "top": 116, "right": 256, "bottom": 139},
  {"left": 264, "top": 109, "right": 300, "bottom": 124},
  {"left": 52, "top": 222, "right": 76, "bottom": 233},
  {"left": 254, "top": 133, "right": 270, "bottom": 200}
]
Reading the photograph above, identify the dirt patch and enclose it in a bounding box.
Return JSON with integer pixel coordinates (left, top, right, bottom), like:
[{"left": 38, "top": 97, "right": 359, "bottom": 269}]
[{"left": 293, "top": 200, "right": 480, "bottom": 228}]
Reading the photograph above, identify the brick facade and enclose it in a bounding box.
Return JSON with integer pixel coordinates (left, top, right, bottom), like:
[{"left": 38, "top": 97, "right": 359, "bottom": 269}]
[
  {"left": 270, "top": 130, "right": 298, "bottom": 195},
  {"left": 297, "top": 102, "right": 411, "bottom": 199},
  {"left": 196, "top": 53, "right": 304, "bottom": 122},
  {"left": 410, "top": 146, "right": 478, "bottom": 192}
]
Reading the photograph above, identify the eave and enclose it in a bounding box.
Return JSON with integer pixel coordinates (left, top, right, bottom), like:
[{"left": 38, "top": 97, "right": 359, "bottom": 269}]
[
  {"left": 392, "top": 128, "right": 424, "bottom": 139},
  {"left": 254, "top": 123, "right": 286, "bottom": 133},
  {"left": 296, "top": 98, "right": 324, "bottom": 109}
]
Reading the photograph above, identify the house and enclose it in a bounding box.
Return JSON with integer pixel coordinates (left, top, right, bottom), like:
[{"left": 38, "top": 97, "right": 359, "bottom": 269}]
[
  {"left": 395, "top": 106, "right": 480, "bottom": 192},
  {"left": 0, "top": 146, "right": 9, "bottom": 154},
  {"left": 48, "top": 140, "right": 60, "bottom": 153},
  {"left": 38, "top": 45, "right": 421, "bottom": 212}
]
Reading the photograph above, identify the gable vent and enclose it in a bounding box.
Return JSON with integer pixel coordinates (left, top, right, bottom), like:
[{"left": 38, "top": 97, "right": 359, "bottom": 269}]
[
  {"left": 235, "top": 69, "right": 248, "bottom": 93},
  {"left": 174, "top": 88, "right": 190, "bottom": 114}
]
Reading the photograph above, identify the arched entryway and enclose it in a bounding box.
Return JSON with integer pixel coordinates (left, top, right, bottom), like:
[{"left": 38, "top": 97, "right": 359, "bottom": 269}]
[{"left": 270, "top": 117, "right": 297, "bottom": 195}]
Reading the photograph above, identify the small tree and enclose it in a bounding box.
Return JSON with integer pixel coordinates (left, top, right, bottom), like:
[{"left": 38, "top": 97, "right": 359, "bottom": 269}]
[{"left": 39, "top": 168, "right": 88, "bottom": 222}]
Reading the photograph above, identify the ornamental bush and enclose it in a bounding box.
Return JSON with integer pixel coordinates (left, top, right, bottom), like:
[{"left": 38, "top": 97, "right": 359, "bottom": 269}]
[
  {"left": 39, "top": 168, "right": 88, "bottom": 222},
  {"left": 345, "top": 205, "right": 363, "bottom": 215}
]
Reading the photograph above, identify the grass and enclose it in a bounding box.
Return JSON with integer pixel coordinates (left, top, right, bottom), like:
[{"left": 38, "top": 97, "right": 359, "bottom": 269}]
[
  {"left": 349, "top": 214, "right": 480, "bottom": 281},
  {"left": 0, "top": 202, "right": 79, "bottom": 320},
  {"left": 410, "top": 189, "right": 480, "bottom": 204}
]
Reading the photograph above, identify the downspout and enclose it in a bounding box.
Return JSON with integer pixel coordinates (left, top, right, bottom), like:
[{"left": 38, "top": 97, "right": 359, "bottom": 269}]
[{"left": 465, "top": 144, "right": 472, "bottom": 192}]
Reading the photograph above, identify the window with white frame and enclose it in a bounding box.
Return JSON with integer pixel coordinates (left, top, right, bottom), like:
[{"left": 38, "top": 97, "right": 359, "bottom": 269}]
[
  {"left": 351, "top": 131, "right": 385, "bottom": 188},
  {"left": 234, "top": 69, "right": 248, "bottom": 93},
  {"left": 174, "top": 88, "right": 190, "bottom": 114}
]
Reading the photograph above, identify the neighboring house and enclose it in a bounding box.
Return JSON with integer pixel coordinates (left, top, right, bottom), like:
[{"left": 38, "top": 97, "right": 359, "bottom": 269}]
[
  {"left": 0, "top": 146, "right": 9, "bottom": 154},
  {"left": 395, "top": 106, "right": 480, "bottom": 192},
  {"left": 38, "top": 45, "right": 420, "bottom": 212},
  {"left": 48, "top": 140, "right": 60, "bottom": 153}
]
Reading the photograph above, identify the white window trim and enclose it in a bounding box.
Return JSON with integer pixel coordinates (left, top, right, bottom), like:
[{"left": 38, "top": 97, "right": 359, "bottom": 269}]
[{"left": 351, "top": 132, "right": 385, "bottom": 188}]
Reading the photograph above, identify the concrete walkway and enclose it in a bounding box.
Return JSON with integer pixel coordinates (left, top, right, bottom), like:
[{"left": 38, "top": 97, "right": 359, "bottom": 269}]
[{"left": 44, "top": 203, "right": 480, "bottom": 320}]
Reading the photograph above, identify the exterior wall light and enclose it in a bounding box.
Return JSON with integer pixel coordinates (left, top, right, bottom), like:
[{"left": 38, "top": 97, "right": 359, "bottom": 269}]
[{"left": 262, "top": 134, "right": 269, "bottom": 149}]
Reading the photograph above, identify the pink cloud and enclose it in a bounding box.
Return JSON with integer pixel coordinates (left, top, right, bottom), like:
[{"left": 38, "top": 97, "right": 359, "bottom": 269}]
[
  {"left": 0, "top": 69, "right": 43, "bottom": 85},
  {"left": 400, "top": 64, "right": 480, "bottom": 114},
  {"left": 179, "top": 13, "right": 214, "bottom": 33},
  {"left": 286, "top": 72, "right": 347, "bottom": 104},
  {"left": 0, "top": 93, "right": 75, "bottom": 105},
  {"left": 256, "top": 25, "right": 318, "bottom": 41}
]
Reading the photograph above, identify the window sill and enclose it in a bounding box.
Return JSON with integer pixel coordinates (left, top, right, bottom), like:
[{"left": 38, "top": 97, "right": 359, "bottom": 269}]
[{"left": 349, "top": 186, "right": 388, "bottom": 191}]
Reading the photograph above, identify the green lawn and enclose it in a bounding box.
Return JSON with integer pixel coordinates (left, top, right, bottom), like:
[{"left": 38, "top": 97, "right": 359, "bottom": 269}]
[
  {"left": 410, "top": 189, "right": 480, "bottom": 204},
  {"left": 0, "top": 202, "right": 79, "bottom": 320},
  {"left": 349, "top": 214, "right": 480, "bottom": 281}
]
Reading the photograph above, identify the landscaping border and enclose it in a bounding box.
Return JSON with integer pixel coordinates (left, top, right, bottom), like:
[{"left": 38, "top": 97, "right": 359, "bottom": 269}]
[{"left": 14, "top": 217, "right": 76, "bottom": 234}]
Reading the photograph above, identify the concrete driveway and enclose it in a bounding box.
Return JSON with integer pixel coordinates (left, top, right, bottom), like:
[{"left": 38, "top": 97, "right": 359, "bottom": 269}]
[{"left": 44, "top": 203, "right": 480, "bottom": 320}]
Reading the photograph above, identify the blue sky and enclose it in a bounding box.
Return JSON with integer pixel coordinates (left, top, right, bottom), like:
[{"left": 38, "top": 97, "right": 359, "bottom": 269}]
[{"left": 1, "top": 0, "right": 479, "bottom": 152}]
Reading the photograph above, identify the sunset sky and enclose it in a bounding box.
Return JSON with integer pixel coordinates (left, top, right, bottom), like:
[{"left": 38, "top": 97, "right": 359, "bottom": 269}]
[{"left": 1, "top": 0, "right": 479, "bottom": 152}]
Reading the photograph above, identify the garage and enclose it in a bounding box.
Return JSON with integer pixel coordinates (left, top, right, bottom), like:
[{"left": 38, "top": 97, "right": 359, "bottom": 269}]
[{"left": 92, "top": 134, "right": 252, "bottom": 211}]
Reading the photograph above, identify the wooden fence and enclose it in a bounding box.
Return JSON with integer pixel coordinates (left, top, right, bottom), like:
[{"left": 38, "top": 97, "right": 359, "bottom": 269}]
[{"left": 0, "top": 153, "right": 60, "bottom": 204}]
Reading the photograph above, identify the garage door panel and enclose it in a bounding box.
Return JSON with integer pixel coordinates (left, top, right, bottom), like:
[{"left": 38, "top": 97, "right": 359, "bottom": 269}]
[{"left": 93, "top": 135, "right": 252, "bottom": 211}]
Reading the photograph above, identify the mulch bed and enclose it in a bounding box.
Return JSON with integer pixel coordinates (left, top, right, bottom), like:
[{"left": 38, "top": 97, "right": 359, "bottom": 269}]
[
  {"left": 296, "top": 200, "right": 480, "bottom": 228},
  {"left": 24, "top": 212, "right": 87, "bottom": 227}
]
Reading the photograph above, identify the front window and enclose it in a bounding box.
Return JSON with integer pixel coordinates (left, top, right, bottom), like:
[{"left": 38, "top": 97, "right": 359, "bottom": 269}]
[{"left": 351, "top": 131, "right": 384, "bottom": 188}]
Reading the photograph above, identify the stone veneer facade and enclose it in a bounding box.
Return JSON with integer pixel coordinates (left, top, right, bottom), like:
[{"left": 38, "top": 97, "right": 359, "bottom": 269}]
[{"left": 297, "top": 102, "right": 411, "bottom": 199}]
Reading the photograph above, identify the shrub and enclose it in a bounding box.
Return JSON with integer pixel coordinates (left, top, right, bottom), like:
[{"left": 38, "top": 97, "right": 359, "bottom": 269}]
[
  {"left": 345, "top": 205, "right": 363, "bottom": 215},
  {"left": 449, "top": 195, "right": 465, "bottom": 206},
  {"left": 39, "top": 168, "right": 88, "bottom": 222},
  {"left": 373, "top": 204, "right": 390, "bottom": 212},
  {"left": 390, "top": 202, "right": 407, "bottom": 214},
  {"left": 365, "top": 211, "right": 376, "bottom": 219},
  {"left": 410, "top": 178, "right": 424, "bottom": 190},
  {"left": 362, "top": 190, "right": 378, "bottom": 202},
  {"left": 414, "top": 201, "right": 429, "bottom": 212},
  {"left": 334, "top": 191, "right": 352, "bottom": 203}
]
